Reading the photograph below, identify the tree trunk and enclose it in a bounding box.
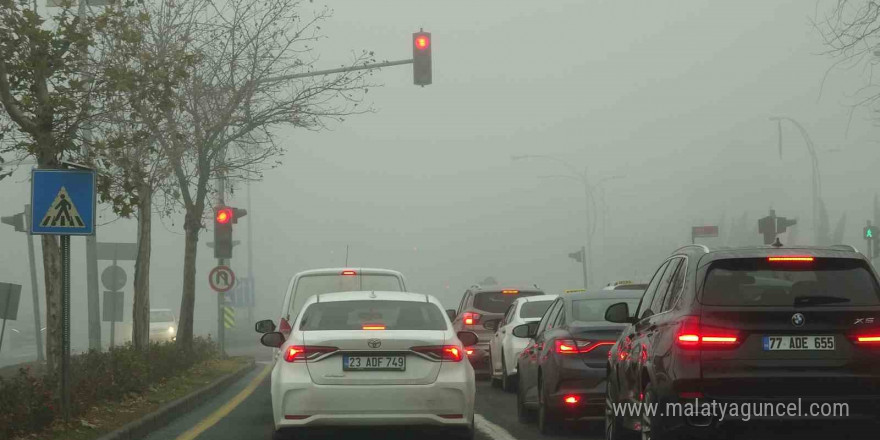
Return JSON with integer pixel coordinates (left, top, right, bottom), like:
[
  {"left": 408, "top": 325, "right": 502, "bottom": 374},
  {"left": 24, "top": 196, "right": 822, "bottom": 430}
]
[
  {"left": 132, "top": 184, "right": 152, "bottom": 351},
  {"left": 176, "top": 208, "right": 202, "bottom": 349},
  {"left": 40, "top": 235, "right": 62, "bottom": 378}
]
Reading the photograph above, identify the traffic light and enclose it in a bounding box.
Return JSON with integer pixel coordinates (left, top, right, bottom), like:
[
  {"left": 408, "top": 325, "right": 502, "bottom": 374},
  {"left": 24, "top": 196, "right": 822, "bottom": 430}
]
[
  {"left": 413, "top": 30, "right": 432, "bottom": 86},
  {"left": 865, "top": 225, "right": 875, "bottom": 240},
  {"left": 214, "top": 206, "right": 247, "bottom": 259}
]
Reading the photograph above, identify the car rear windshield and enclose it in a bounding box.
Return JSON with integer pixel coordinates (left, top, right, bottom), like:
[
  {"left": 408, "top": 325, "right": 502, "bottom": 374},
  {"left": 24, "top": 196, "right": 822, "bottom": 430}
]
[
  {"left": 520, "top": 300, "right": 554, "bottom": 318},
  {"left": 474, "top": 291, "right": 542, "bottom": 313},
  {"left": 572, "top": 298, "right": 641, "bottom": 322},
  {"left": 289, "top": 273, "right": 404, "bottom": 316},
  {"left": 299, "top": 300, "right": 447, "bottom": 331},
  {"left": 701, "top": 258, "right": 880, "bottom": 307},
  {"left": 613, "top": 284, "right": 648, "bottom": 291}
]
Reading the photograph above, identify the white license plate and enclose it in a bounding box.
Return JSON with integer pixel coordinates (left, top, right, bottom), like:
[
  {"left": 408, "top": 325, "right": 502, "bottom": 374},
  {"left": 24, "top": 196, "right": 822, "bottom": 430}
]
[
  {"left": 343, "top": 355, "right": 406, "bottom": 371},
  {"left": 763, "top": 335, "right": 835, "bottom": 351}
]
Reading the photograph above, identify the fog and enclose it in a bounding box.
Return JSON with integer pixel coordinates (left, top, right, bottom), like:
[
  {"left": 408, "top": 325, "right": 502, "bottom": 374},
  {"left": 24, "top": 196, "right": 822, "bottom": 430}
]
[{"left": 2, "top": 0, "right": 880, "bottom": 352}]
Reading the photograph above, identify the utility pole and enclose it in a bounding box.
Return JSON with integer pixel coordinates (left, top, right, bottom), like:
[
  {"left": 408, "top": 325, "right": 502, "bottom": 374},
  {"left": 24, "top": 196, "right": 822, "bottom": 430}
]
[
  {"left": 580, "top": 246, "right": 588, "bottom": 290},
  {"left": 246, "top": 182, "right": 254, "bottom": 328}
]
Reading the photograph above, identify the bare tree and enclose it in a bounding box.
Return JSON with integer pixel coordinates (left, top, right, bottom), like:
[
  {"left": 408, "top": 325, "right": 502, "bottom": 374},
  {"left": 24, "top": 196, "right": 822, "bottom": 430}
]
[
  {"left": 85, "top": 0, "right": 205, "bottom": 352},
  {"left": 162, "top": 0, "right": 375, "bottom": 348},
  {"left": 816, "top": 1, "right": 880, "bottom": 110}
]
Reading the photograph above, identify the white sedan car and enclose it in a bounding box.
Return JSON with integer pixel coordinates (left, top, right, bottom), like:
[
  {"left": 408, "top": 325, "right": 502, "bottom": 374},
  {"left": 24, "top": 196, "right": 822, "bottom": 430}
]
[
  {"left": 257, "top": 291, "right": 478, "bottom": 440},
  {"left": 487, "top": 294, "right": 557, "bottom": 392}
]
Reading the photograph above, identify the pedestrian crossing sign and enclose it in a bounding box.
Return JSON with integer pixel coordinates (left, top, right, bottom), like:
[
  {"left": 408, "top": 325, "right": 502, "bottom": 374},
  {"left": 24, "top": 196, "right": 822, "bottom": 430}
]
[{"left": 30, "top": 169, "right": 96, "bottom": 235}]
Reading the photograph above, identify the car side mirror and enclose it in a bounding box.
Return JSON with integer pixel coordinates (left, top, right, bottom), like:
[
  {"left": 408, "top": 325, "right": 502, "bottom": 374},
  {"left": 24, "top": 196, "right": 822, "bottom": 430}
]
[
  {"left": 605, "top": 302, "right": 636, "bottom": 324},
  {"left": 260, "top": 332, "right": 285, "bottom": 348},
  {"left": 483, "top": 318, "right": 501, "bottom": 331},
  {"left": 457, "top": 331, "right": 478, "bottom": 347},
  {"left": 512, "top": 321, "right": 539, "bottom": 339},
  {"left": 255, "top": 319, "right": 276, "bottom": 334},
  {"left": 446, "top": 309, "right": 457, "bottom": 321}
]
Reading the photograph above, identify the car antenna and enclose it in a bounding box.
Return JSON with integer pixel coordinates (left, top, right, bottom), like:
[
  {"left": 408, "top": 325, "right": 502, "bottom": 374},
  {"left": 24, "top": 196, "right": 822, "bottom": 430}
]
[{"left": 772, "top": 237, "right": 783, "bottom": 247}]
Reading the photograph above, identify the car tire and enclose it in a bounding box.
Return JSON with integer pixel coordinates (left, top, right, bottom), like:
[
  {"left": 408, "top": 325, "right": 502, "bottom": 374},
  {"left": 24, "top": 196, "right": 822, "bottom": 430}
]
[
  {"left": 641, "top": 382, "right": 676, "bottom": 440},
  {"left": 605, "top": 375, "right": 636, "bottom": 440},
  {"left": 489, "top": 351, "right": 502, "bottom": 388},
  {"left": 501, "top": 351, "right": 516, "bottom": 393},
  {"left": 517, "top": 371, "right": 535, "bottom": 423},
  {"left": 537, "top": 376, "right": 561, "bottom": 435}
]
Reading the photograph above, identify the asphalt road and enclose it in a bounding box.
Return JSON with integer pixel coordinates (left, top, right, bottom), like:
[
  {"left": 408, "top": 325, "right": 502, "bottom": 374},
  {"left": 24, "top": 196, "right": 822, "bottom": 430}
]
[{"left": 142, "top": 350, "right": 878, "bottom": 440}]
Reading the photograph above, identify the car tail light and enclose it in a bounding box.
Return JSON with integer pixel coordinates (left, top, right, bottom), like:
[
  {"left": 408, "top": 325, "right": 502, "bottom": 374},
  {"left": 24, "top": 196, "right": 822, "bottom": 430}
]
[
  {"left": 411, "top": 345, "right": 464, "bottom": 362},
  {"left": 554, "top": 339, "right": 615, "bottom": 354},
  {"left": 675, "top": 316, "right": 740, "bottom": 349},
  {"left": 466, "top": 349, "right": 474, "bottom": 355},
  {"left": 462, "top": 312, "right": 481, "bottom": 326},
  {"left": 563, "top": 395, "right": 580, "bottom": 405},
  {"left": 501, "top": 290, "right": 519, "bottom": 294},
  {"left": 851, "top": 334, "right": 880, "bottom": 346},
  {"left": 283, "top": 345, "right": 338, "bottom": 362},
  {"left": 362, "top": 324, "right": 386, "bottom": 330}
]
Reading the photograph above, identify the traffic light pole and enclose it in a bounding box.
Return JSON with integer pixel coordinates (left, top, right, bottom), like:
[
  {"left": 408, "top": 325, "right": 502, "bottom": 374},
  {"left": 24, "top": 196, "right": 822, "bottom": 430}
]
[
  {"left": 261, "top": 59, "right": 414, "bottom": 84},
  {"left": 216, "top": 172, "right": 227, "bottom": 358}
]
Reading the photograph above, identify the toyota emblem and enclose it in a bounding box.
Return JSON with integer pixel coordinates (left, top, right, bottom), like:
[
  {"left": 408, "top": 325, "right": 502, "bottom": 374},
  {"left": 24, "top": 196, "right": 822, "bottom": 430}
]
[
  {"left": 791, "top": 313, "right": 805, "bottom": 327},
  {"left": 367, "top": 338, "right": 382, "bottom": 349}
]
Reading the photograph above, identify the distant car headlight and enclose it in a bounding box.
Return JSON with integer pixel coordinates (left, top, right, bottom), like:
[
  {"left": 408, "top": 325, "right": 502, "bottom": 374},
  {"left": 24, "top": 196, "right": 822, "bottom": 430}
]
[{"left": 168, "top": 326, "right": 175, "bottom": 334}]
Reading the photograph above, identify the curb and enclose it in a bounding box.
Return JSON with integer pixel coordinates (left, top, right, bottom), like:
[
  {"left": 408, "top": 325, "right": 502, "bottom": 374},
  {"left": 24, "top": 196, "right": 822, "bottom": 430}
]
[{"left": 95, "top": 357, "right": 257, "bottom": 440}]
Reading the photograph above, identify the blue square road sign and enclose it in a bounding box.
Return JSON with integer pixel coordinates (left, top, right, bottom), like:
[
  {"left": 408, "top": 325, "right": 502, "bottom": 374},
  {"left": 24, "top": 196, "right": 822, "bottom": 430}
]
[{"left": 30, "top": 169, "right": 97, "bottom": 235}]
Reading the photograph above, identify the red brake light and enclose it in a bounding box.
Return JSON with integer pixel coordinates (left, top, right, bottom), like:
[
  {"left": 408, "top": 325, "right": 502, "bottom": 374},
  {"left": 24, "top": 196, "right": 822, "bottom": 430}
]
[
  {"left": 283, "top": 345, "right": 338, "bottom": 362},
  {"left": 563, "top": 395, "right": 580, "bottom": 405},
  {"left": 768, "top": 256, "right": 814, "bottom": 262},
  {"left": 675, "top": 316, "right": 739, "bottom": 349},
  {"left": 462, "top": 312, "right": 481, "bottom": 326},
  {"left": 851, "top": 334, "right": 880, "bottom": 345},
  {"left": 362, "top": 324, "right": 385, "bottom": 330},
  {"left": 501, "top": 290, "right": 519, "bottom": 294},
  {"left": 554, "top": 339, "right": 615, "bottom": 354},
  {"left": 466, "top": 349, "right": 474, "bottom": 355},
  {"left": 341, "top": 270, "right": 357, "bottom": 276},
  {"left": 412, "top": 345, "right": 464, "bottom": 362}
]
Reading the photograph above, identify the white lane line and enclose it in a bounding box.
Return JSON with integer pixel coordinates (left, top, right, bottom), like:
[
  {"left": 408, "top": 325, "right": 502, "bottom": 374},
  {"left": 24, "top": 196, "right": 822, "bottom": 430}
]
[{"left": 475, "top": 414, "right": 519, "bottom": 440}]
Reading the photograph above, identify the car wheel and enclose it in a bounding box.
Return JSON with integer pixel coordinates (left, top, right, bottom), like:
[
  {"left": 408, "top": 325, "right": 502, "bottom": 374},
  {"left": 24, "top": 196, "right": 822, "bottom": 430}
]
[
  {"left": 501, "top": 351, "right": 516, "bottom": 393},
  {"left": 517, "top": 371, "right": 535, "bottom": 423},
  {"left": 605, "top": 375, "right": 636, "bottom": 440},
  {"left": 489, "top": 351, "right": 502, "bottom": 388},
  {"left": 641, "top": 382, "right": 675, "bottom": 440},
  {"left": 537, "top": 375, "right": 561, "bottom": 435}
]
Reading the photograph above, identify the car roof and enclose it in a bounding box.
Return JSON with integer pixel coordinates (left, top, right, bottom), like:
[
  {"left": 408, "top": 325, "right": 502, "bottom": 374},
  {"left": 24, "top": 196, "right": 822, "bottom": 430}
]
[
  {"left": 670, "top": 245, "right": 867, "bottom": 267},
  {"left": 303, "top": 290, "right": 433, "bottom": 304},
  {"left": 469, "top": 285, "right": 544, "bottom": 294},
  {"left": 514, "top": 294, "right": 558, "bottom": 306},
  {"left": 566, "top": 290, "right": 644, "bottom": 301},
  {"left": 294, "top": 267, "right": 404, "bottom": 277}
]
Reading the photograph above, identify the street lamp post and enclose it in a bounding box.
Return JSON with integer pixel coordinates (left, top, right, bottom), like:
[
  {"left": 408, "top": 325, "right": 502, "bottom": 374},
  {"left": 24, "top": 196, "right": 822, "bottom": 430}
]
[
  {"left": 512, "top": 155, "right": 623, "bottom": 289},
  {"left": 771, "top": 117, "right": 823, "bottom": 245}
]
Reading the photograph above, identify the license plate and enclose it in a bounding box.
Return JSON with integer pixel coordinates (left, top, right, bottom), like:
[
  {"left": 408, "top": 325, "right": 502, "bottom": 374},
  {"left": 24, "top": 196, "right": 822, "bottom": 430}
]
[
  {"left": 763, "top": 335, "right": 835, "bottom": 351},
  {"left": 343, "top": 355, "right": 406, "bottom": 371}
]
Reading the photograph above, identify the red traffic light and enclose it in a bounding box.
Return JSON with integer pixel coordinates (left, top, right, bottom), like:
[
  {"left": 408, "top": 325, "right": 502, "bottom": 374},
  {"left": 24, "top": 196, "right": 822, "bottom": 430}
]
[
  {"left": 215, "top": 208, "right": 232, "bottom": 224},
  {"left": 414, "top": 35, "right": 430, "bottom": 50}
]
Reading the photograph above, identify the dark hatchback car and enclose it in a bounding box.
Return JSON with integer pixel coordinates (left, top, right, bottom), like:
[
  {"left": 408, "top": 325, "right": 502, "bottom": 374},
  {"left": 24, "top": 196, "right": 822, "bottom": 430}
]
[
  {"left": 514, "top": 290, "right": 642, "bottom": 434},
  {"left": 449, "top": 285, "right": 544, "bottom": 375},
  {"left": 605, "top": 245, "right": 880, "bottom": 440}
]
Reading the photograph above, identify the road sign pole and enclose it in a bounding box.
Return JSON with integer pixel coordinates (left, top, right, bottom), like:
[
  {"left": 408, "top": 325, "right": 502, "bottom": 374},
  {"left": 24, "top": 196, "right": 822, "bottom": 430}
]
[{"left": 60, "top": 234, "right": 71, "bottom": 421}]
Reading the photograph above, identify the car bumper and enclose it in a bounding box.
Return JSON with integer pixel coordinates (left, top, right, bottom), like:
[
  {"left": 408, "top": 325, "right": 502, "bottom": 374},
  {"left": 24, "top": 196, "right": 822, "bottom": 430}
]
[
  {"left": 466, "top": 343, "right": 490, "bottom": 374},
  {"left": 546, "top": 358, "right": 608, "bottom": 419},
  {"left": 272, "top": 363, "right": 475, "bottom": 429}
]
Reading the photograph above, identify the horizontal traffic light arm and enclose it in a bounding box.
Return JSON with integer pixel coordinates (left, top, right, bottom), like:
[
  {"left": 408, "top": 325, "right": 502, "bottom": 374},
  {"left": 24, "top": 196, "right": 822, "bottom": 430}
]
[{"left": 260, "top": 59, "right": 414, "bottom": 84}]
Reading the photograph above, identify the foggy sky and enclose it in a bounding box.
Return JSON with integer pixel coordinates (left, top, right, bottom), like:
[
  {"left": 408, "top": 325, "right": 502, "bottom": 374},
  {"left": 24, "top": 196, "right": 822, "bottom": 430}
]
[{"left": 2, "top": 0, "right": 880, "bottom": 351}]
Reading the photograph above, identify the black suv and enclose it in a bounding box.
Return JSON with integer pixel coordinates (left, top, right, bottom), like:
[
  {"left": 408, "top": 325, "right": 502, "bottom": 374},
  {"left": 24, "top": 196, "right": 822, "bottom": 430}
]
[{"left": 604, "top": 245, "right": 880, "bottom": 440}]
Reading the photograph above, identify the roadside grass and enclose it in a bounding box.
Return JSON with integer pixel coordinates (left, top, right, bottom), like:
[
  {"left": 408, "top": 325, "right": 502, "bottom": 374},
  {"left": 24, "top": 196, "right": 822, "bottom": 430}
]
[{"left": 14, "top": 357, "right": 251, "bottom": 440}]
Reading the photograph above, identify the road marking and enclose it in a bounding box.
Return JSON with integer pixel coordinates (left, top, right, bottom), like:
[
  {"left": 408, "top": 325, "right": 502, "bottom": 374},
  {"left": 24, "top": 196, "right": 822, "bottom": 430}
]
[
  {"left": 475, "top": 413, "right": 519, "bottom": 440},
  {"left": 174, "top": 363, "right": 272, "bottom": 440}
]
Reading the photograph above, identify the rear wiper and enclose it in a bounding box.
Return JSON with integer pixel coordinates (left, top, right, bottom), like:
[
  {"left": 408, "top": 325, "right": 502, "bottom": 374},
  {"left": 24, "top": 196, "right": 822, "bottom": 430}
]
[{"left": 793, "top": 295, "right": 851, "bottom": 307}]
